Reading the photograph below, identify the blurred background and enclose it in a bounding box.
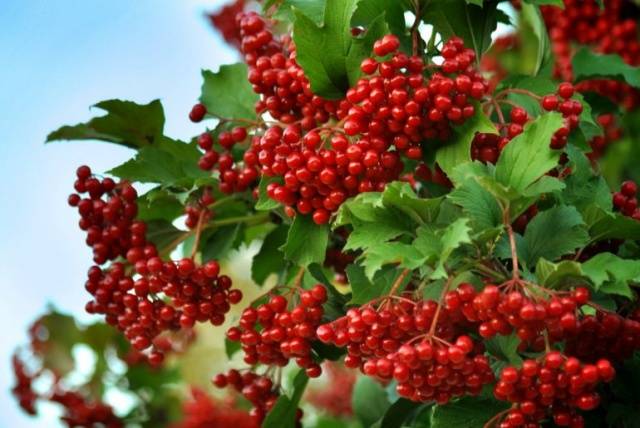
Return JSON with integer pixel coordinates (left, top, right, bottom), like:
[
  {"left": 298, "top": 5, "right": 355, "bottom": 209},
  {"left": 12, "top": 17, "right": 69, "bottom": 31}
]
[{"left": 0, "top": 1, "right": 236, "bottom": 425}]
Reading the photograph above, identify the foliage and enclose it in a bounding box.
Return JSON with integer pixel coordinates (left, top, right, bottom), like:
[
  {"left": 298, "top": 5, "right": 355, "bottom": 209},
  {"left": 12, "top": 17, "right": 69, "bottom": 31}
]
[{"left": 12, "top": 0, "right": 640, "bottom": 427}]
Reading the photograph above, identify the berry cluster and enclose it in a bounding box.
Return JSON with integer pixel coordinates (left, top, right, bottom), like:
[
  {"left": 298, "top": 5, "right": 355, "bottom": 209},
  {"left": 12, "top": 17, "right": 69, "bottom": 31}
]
[
  {"left": 85, "top": 257, "right": 240, "bottom": 364},
  {"left": 539, "top": 83, "right": 583, "bottom": 149},
  {"left": 494, "top": 352, "right": 614, "bottom": 427},
  {"left": 51, "top": 391, "right": 122, "bottom": 428},
  {"left": 213, "top": 369, "right": 302, "bottom": 427},
  {"left": 227, "top": 285, "right": 327, "bottom": 377},
  {"left": 564, "top": 311, "right": 640, "bottom": 362},
  {"left": 70, "top": 166, "right": 242, "bottom": 361},
  {"left": 316, "top": 296, "right": 494, "bottom": 403},
  {"left": 348, "top": 36, "right": 486, "bottom": 147},
  {"left": 173, "top": 388, "right": 255, "bottom": 428},
  {"left": 197, "top": 127, "right": 260, "bottom": 194},
  {"left": 207, "top": 0, "right": 245, "bottom": 50},
  {"left": 255, "top": 125, "right": 402, "bottom": 224},
  {"left": 542, "top": 0, "right": 640, "bottom": 109},
  {"left": 11, "top": 355, "right": 36, "bottom": 416},
  {"left": 238, "top": 12, "right": 338, "bottom": 126},
  {"left": 470, "top": 83, "right": 581, "bottom": 168},
  {"left": 613, "top": 180, "right": 640, "bottom": 220},
  {"left": 471, "top": 132, "right": 509, "bottom": 164},
  {"left": 447, "top": 283, "right": 590, "bottom": 348},
  {"left": 254, "top": 35, "right": 488, "bottom": 223},
  {"left": 68, "top": 165, "right": 139, "bottom": 264}
]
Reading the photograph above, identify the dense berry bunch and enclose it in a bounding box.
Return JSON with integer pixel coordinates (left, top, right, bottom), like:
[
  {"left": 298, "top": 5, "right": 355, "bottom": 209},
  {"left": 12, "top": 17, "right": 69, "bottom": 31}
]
[
  {"left": 238, "top": 12, "right": 339, "bottom": 126},
  {"left": 317, "top": 295, "right": 494, "bottom": 403},
  {"left": 255, "top": 125, "right": 403, "bottom": 224},
  {"left": 494, "top": 352, "right": 615, "bottom": 427},
  {"left": 613, "top": 180, "right": 640, "bottom": 219},
  {"left": 227, "top": 285, "right": 327, "bottom": 377},
  {"left": 85, "top": 257, "right": 241, "bottom": 363},
  {"left": 197, "top": 126, "right": 260, "bottom": 194},
  {"left": 449, "top": 283, "right": 591, "bottom": 348},
  {"left": 68, "top": 165, "right": 140, "bottom": 264},
  {"left": 213, "top": 369, "right": 302, "bottom": 426},
  {"left": 347, "top": 36, "right": 487, "bottom": 147},
  {"left": 564, "top": 311, "right": 640, "bottom": 362},
  {"left": 249, "top": 35, "right": 489, "bottom": 223},
  {"left": 70, "top": 166, "right": 242, "bottom": 362},
  {"left": 379, "top": 336, "right": 494, "bottom": 404}
]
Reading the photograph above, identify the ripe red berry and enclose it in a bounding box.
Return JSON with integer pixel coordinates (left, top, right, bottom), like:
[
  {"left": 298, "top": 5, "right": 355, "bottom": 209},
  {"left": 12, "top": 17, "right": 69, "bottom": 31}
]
[{"left": 189, "top": 103, "right": 207, "bottom": 122}]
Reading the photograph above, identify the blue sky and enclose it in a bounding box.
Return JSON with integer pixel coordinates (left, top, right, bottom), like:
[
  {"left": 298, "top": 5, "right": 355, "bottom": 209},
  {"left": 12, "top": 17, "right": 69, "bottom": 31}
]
[{"left": 0, "top": 1, "right": 235, "bottom": 425}]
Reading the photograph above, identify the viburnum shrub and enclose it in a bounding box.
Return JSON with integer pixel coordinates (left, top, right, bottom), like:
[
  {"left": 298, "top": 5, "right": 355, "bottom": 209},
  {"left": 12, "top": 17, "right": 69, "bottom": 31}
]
[{"left": 12, "top": 0, "right": 640, "bottom": 427}]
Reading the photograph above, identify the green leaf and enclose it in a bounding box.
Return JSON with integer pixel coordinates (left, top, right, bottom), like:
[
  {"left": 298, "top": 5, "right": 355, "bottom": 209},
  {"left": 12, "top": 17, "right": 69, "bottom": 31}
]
[
  {"left": 562, "top": 146, "right": 612, "bottom": 212},
  {"left": 137, "top": 188, "right": 184, "bottom": 222},
  {"left": 343, "top": 217, "right": 411, "bottom": 246},
  {"left": 374, "top": 398, "right": 421, "bottom": 428},
  {"left": 252, "top": 225, "right": 288, "bottom": 285},
  {"left": 347, "top": 264, "right": 410, "bottom": 305},
  {"left": 263, "top": 370, "right": 309, "bottom": 428},
  {"left": 431, "top": 397, "right": 510, "bottom": 428},
  {"left": 535, "top": 259, "right": 587, "bottom": 289},
  {"left": 582, "top": 253, "right": 640, "bottom": 298},
  {"left": 523, "top": 0, "right": 564, "bottom": 8},
  {"left": 256, "top": 175, "right": 282, "bottom": 211},
  {"left": 520, "top": 3, "right": 551, "bottom": 75},
  {"left": 495, "top": 112, "right": 564, "bottom": 193},
  {"left": 108, "top": 137, "right": 208, "bottom": 187},
  {"left": 435, "top": 106, "right": 497, "bottom": 177},
  {"left": 352, "top": 376, "right": 391, "bottom": 428},
  {"left": 522, "top": 205, "right": 589, "bottom": 266},
  {"left": 360, "top": 242, "right": 423, "bottom": 279},
  {"left": 572, "top": 48, "right": 640, "bottom": 89},
  {"left": 46, "top": 99, "right": 165, "bottom": 149},
  {"left": 145, "top": 220, "right": 185, "bottom": 250},
  {"left": 201, "top": 224, "right": 242, "bottom": 261},
  {"left": 381, "top": 182, "right": 443, "bottom": 224},
  {"left": 224, "top": 338, "right": 241, "bottom": 359},
  {"left": 294, "top": 0, "right": 386, "bottom": 99},
  {"left": 281, "top": 215, "right": 329, "bottom": 267},
  {"left": 449, "top": 174, "right": 502, "bottom": 230},
  {"left": 200, "top": 63, "right": 259, "bottom": 120},
  {"left": 351, "top": 0, "right": 407, "bottom": 37},
  {"left": 584, "top": 205, "right": 640, "bottom": 241},
  {"left": 423, "top": 0, "right": 499, "bottom": 59},
  {"left": 414, "top": 218, "right": 473, "bottom": 279},
  {"left": 485, "top": 334, "right": 523, "bottom": 366},
  {"left": 273, "top": 0, "right": 326, "bottom": 26}
]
